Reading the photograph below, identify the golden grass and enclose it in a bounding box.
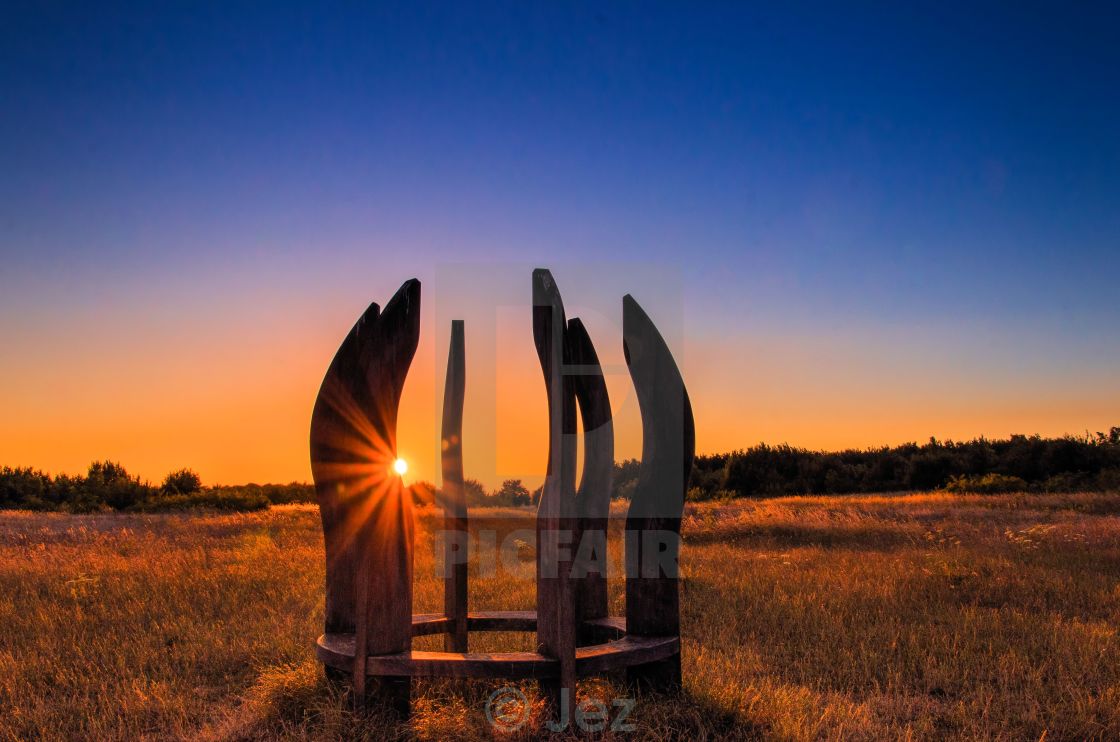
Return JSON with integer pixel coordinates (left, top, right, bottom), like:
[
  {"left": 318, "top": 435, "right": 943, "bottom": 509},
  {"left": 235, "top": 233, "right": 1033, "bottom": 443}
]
[{"left": 1, "top": 493, "right": 1119, "bottom": 740}]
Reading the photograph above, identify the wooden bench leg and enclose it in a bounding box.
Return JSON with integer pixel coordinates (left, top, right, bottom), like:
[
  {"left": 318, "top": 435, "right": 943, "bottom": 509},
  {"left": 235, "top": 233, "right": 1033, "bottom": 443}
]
[{"left": 533, "top": 269, "right": 580, "bottom": 733}]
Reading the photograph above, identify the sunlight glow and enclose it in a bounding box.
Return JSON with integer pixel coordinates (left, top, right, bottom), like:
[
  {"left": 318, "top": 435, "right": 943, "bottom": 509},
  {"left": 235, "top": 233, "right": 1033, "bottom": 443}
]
[{"left": 393, "top": 458, "right": 408, "bottom": 476}]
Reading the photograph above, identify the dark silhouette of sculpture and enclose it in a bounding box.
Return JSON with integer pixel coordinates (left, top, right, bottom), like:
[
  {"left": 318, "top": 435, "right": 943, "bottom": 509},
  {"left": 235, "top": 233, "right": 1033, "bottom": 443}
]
[
  {"left": 311, "top": 270, "right": 694, "bottom": 724},
  {"left": 310, "top": 280, "right": 420, "bottom": 713}
]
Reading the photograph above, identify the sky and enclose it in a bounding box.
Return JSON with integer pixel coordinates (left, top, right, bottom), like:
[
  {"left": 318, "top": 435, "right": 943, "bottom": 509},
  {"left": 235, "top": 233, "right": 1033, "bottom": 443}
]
[{"left": 1, "top": 1, "right": 1118, "bottom": 489}]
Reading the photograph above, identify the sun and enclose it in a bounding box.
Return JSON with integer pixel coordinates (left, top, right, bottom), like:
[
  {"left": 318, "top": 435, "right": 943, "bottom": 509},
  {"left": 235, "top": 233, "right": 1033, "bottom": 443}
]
[{"left": 392, "top": 458, "right": 408, "bottom": 476}]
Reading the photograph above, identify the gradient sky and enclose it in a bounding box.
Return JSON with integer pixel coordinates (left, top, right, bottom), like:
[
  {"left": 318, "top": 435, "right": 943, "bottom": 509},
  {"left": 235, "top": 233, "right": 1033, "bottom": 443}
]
[{"left": 2, "top": 2, "right": 1118, "bottom": 489}]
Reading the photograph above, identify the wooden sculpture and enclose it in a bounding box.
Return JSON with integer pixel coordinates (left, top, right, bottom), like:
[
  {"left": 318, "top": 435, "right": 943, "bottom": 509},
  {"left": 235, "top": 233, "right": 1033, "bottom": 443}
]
[
  {"left": 309, "top": 279, "right": 420, "bottom": 714},
  {"left": 311, "top": 270, "right": 695, "bottom": 723}
]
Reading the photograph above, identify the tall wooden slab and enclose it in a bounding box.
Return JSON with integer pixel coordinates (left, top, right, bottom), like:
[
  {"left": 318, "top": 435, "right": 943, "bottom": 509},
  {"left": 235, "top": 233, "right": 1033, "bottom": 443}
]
[
  {"left": 532, "top": 269, "right": 578, "bottom": 724},
  {"left": 441, "top": 320, "right": 469, "bottom": 652},
  {"left": 566, "top": 318, "right": 613, "bottom": 642},
  {"left": 621, "top": 294, "right": 695, "bottom": 693},
  {"left": 309, "top": 279, "right": 421, "bottom": 713}
]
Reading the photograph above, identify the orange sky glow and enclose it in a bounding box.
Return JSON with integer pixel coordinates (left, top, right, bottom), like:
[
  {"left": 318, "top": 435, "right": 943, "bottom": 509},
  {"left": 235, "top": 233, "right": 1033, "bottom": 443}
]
[{"left": 2, "top": 267, "right": 1117, "bottom": 491}]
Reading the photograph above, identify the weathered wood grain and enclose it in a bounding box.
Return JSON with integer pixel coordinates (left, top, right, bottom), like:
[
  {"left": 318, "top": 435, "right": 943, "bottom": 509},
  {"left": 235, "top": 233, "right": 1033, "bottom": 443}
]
[
  {"left": 621, "top": 294, "right": 695, "bottom": 693},
  {"left": 440, "top": 319, "right": 468, "bottom": 652},
  {"left": 532, "top": 268, "right": 578, "bottom": 725},
  {"left": 410, "top": 613, "right": 451, "bottom": 636},
  {"left": 309, "top": 279, "right": 420, "bottom": 714},
  {"left": 466, "top": 610, "right": 537, "bottom": 632},
  {"left": 581, "top": 615, "right": 627, "bottom": 642},
  {"left": 574, "top": 635, "right": 681, "bottom": 676}
]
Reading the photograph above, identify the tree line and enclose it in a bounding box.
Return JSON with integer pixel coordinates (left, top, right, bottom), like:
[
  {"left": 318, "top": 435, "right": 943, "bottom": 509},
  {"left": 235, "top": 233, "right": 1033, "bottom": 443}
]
[
  {"left": 0, "top": 461, "right": 314, "bottom": 512},
  {"left": 3, "top": 428, "right": 1119, "bottom": 512},
  {"left": 682, "top": 428, "right": 1120, "bottom": 500}
]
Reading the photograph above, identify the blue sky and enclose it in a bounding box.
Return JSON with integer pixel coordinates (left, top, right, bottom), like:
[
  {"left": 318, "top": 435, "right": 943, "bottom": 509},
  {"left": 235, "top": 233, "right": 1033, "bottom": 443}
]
[{"left": 4, "top": 2, "right": 1118, "bottom": 304}]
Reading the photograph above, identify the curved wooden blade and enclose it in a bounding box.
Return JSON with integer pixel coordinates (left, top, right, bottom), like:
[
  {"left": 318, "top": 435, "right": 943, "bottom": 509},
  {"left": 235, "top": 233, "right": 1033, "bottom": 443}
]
[
  {"left": 622, "top": 294, "right": 694, "bottom": 658},
  {"left": 566, "top": 317, "right": 613, "bottom": 632},
  {"left": 309, "top": 279, "right": 420, "bottom": 649},
  {"left": 567, "top": 318, "right": 613, "bottom": 512},
  {"left": 532, "top": 268, "right": 577, "bottom": 518},
  {"left": 531, "top": 268, "right": 577, "bottom": 721},
  {"left": 440, "top": 320, "right": 468, "bottom": 652}
]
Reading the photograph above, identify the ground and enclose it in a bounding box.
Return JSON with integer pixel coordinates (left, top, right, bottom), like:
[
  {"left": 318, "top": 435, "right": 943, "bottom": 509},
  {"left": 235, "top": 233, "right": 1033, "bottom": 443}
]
[{"left": 1, "top": 493, "right": 1119, "bottom": 740}]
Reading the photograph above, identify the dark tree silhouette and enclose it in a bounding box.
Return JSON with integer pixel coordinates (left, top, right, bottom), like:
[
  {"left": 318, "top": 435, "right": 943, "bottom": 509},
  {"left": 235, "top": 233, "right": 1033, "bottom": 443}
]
[
  {"left": 495, "top": 478, "right": 531, "bottom": 506},
  {"left": 161, "top": 468, "right": 202, "bottom": 495}
]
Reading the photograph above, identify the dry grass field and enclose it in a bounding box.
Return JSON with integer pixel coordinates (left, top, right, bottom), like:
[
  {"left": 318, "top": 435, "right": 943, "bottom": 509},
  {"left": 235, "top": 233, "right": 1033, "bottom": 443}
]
[{"left": 2, "top": 492, "right": 1119, "bottom": 740}]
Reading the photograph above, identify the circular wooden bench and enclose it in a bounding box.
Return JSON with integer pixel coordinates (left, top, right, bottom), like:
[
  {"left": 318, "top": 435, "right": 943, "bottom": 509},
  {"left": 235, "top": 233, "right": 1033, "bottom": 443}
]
[
  {"left": 316, "top": 611, "right": 679, "bottom": 680},
  {"left": 310, "top": 270, "right": 694, "bottom": 725}
]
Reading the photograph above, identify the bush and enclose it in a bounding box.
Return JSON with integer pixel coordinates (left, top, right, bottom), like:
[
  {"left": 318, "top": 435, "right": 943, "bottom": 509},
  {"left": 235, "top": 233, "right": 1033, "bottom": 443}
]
[
  {"left": 1042, "top": 471, "right": 1094, "bottom": 493},
  {"left": 131, "top": 488, "right": 270, "bottom": 512},
  {"left": 85, "top": 460, "right": 153, "bottom": 510},
  {"left": 239, "top": 483, "right": 316, "bottom": 505},
  {"left": 686, "top": 486, "right": 736, "bottom": 502},
  {"left": 613, "top": 479, "right": 636, "bottom": 502},
  {"left": 944, "top": 473, "right": 1028, "bottom": 494},
  {"left": 409, "top": 480, "right": 438, "bottom": 508},
  {"left": 264, "top": 483, "right": 315, "bottom": 504},
  {"left": 611, "top": 459, "right": 642, "bottom": 499},
  {"left": 52, "top": 474, "right": 99, "bottom": 512},
  {"left": 161, "top": 469, "right": 202, "bottom": 495},
  {"left": 1097, "top": 468, "right": 1120, "bottom": 491},
  {"left": 463, "top": 478, "right": 488, "bottom": 507},
  {"left": 494, "top": 479, "right": 531, "bottom": 506},
  {"left": 0, "top": 467, "right": 52, "bottom": 508}
]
